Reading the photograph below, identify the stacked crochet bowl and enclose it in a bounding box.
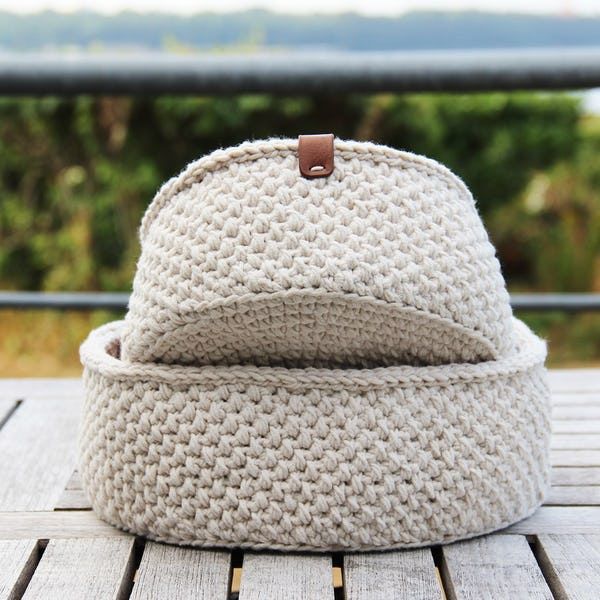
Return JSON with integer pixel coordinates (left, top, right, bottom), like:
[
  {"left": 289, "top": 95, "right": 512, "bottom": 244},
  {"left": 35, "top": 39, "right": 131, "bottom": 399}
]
[{"left": 79, "top": 137, "right": 552, "bottom": 551}]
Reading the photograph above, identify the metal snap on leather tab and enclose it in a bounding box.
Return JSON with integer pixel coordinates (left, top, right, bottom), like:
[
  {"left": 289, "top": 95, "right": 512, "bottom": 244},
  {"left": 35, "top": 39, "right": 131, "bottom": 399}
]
[{"left": 298, "top": 134, "right": 334, "bottom": 178}]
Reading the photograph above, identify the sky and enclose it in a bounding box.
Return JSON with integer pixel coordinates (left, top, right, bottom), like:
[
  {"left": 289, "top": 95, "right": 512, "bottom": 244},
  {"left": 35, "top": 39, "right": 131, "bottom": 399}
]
[{"left": 1, "top": 0, "right": 599, "bottom": 16}]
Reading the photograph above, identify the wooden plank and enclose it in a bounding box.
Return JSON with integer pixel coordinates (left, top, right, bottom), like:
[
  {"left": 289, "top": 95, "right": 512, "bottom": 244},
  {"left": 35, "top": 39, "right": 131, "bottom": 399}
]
[
  {"left": 63, "top": 470, "right": 83, "bottom": 491},
  {"left": 23, "top": 537, "right": 135, "bottom": 600},
  {"left": 0, "top": 511, "right": 126, "bottom": 540},
  {"left": 551, "top": 435, "right": 600, "bottom": 450},
  {"left": 552, "top": 467, "right": 600, "bottom": 486},
  {"left": 546, "top": 487, "right": 600, "bottom": 506},
  {"left": 0, "top": 397, "right": 80, "bottom": 510},
  {"left": 54, "top": 470, "right": 91, "bottom": 511},
  {"left": 551, "top": 450, "right": 600, "bottom": 467},
  {"left": 0, "top": 379, "right": 82, "bottom": 401},
  {"left": 536, "top": 535, "right": 600, "bottom": 600},
  {"left": 553, "top": 393, "right": 600, "bottom": 407},
  {"left": 553, "top": 406, "right": 600, "bottom": 420},
  {"left": 54, "top": 490, "right": 91, "bottom": 511},
  {"left": 553, "top": 420, "right": 600, "bottom": 434},
  {"left": 344, "top": 550, "right": 441, "bottom": 600},
  {"left": 587, "top": 535, "right": 600, "bottom": 553},
  {"left": 0, "top": 505, "right": 586, "bottom": 542},
  {"left": 130, "top": 543, "right": 230, "bottom": 600},
  {"left": 441, "top": 535, "right": 551, "bottom": 599},
  {"left": 505, "top": 507, "right": 600, "bottom": 534},
  {"left": 239, "top": 554, "right": 334, "bottom": 600},
  {"left": 0, "top": 399, "right": 18, "bottom": 429},
  {"left": 0, "top": 540, "right": 38, "bottom": 600},
  {"left": 548, "top": 370, "right": 600, "bottom": 393}
]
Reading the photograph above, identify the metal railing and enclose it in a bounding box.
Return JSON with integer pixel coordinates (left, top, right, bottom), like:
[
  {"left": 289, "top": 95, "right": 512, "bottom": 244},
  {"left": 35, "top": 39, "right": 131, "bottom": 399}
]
[
  {"left": 1, "top": 291, "right": 600, "bottom": 312},
  {"left": 2, "top": 47, "right": 600, "bottom": 312},
  {"left": 2, "top": 48, "right": 600, "bottom": 95}
]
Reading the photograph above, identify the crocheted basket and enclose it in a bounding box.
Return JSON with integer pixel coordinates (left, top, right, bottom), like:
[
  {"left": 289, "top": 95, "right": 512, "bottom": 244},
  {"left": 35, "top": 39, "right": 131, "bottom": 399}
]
[
  {"left": 79, "top": 136, "right": 552, "bottom": 552},
  {"left": 121, "top": 138, "right": 514, "bottom": 368}
]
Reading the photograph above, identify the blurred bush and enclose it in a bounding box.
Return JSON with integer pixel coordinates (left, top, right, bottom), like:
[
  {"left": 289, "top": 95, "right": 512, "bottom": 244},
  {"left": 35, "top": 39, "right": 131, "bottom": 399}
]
[
  {"left": 0, "top": 92, "right": 598, "bottom": 373},
  {"left": 360, "top": 93, "right": 580, "bottom": 214},
  {"left": 491, "top": 115, "right": 600, "bottom": 292},
  {"left": 0, "top": 92, "right": 581, "bottom": 291}
]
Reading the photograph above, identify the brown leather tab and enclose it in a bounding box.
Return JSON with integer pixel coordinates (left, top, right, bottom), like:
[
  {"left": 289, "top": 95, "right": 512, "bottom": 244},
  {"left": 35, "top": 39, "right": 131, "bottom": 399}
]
[{"left": 298, "top": 134, "right": 334, "bottom": 178}]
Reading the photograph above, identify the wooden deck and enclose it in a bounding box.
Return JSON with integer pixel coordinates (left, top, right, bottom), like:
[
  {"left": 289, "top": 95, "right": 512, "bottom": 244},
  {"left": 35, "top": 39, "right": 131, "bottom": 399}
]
[{"left": 0, "top": 371, "right": 599, "bottom": 599}]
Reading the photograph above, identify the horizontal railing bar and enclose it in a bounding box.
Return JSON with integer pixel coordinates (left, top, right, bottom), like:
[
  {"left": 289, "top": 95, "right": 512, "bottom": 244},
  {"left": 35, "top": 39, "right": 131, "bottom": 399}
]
[
  {"left": 0, "top": 292, "right": 129, "bottom": 310},
  {"left": 1, "top": 48, "right": 600, "bottom": 95},
  {"left": 1, "top": 291, "right": 599, "bottom": 312},
  {"left": 512, "top": 293, "right": 600, "bottom": 311}
]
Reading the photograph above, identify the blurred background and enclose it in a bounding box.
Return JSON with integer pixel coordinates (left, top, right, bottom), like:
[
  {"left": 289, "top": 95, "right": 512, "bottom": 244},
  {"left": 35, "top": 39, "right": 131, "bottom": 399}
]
[{"left": 1, "top": 0, "right": 600, "bottom": 375}]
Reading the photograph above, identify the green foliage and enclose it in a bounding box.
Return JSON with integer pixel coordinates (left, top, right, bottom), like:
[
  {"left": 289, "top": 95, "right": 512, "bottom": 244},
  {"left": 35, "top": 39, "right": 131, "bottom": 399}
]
[
  {"left": 0, "top": 97, "right": 160, "bottom": 291},
  {"left": 0, "top": 92, "right": 585, "bottom": 295},
  {"left": 368, "top": 93, "right": 580, "bottom": 213},
  {"left": 1, "top": 91, "right": 600, "bottom": 369},
  {"left": 491, "top": 115, "right": 600, "bottom": 291}
]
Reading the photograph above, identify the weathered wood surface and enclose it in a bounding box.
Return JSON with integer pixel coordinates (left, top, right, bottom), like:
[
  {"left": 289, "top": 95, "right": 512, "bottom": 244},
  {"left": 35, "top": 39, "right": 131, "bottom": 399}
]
[
  {"left": 536, "top": 535, "right": 600, "bottom": 600},
  {"left": 551, "top": 450, "right": 600, "bottom": 467},
  {"left": 0, "top": 370, "right": 598, "bottom": 598},
  {"left": 0, "top": 399, "right": 18, "bottom": 429},
  {"left": 238, "top": 554, "right": 334, "bottom": 600},
  {"left": 0, "top": 397, "right": 79, "bottom": 511},
  {"left": 505, "top": 507, "right": 600, "bottom": 534},
  {"left": 0, "top": 539, "right": 38, "bottom": 600},
  {"left": 0, "top": 511, "right": 127, "bottom": 539},
  {"left": 552, "top": 406, "right": 600, "bottom": 420},
  {"left": 441, "top": 535, "right": 552, "bottom": 599},
  {"left": 344, "top": 550, "right": 441, "bottom": 600},
  {"left": 54, "top": 471, "right": 89, "bottom": 511},
  {"left": 551, "top": 434, "right": 600, "bottom": 450},
  {"left": 0, "top": 378, "right": 82, "bottom": 401},
  {"left": 552, "top": 393, "right": 600, "bottom": 406},
  {"left": 553, "top": 420, "right": 600, "bottom": 433},
  {"left": 54, "top": 489, "right": 90, "bottom": 511},
  {"left": 546, "top": 486, "right": 600, "bottom": 506},
  {"left": 552, "top": 466, "right": 600, "bottom": 486},
  {"left": 130, "top": 543, "right": 231, "bottom": 600},
  {"left": 22, "top": 538, "right": 135, "bottom": 600},
  {"left": 546, "top": 369, "right": 600, "bottom": 392}
]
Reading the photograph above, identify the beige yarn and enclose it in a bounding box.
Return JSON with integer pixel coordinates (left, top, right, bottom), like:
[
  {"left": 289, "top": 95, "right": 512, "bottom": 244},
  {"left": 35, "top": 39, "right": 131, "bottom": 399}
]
[
  {"left": 80, "top": 318, "right": 550, "bottom": 551},
  {"left": 79, "top": 137, "right": 552, "bottom": 551},
  {"left": 121, "top": 138, "right": 513, "bottom": 368}
]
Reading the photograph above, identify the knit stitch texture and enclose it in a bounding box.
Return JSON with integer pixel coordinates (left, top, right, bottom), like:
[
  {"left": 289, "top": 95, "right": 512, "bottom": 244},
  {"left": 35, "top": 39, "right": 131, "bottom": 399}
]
[
  {"left": 121, "top": 138, "right": 513, "bottom": 367},
  {"left": 80, "top": 319, "right": 551, "bottom": 551},
  {"left": 79, "top": 137, "right": 552, "bottom": 551}
]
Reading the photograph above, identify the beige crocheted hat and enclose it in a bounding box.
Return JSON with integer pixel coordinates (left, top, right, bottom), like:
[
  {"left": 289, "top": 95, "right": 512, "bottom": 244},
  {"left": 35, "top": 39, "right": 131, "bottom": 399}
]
[{"left": 79, "top": 136, "right": 551, "bottom": 551}]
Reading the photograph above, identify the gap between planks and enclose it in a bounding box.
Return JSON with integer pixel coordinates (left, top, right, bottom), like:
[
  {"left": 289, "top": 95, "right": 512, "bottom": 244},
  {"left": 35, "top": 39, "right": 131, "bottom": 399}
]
[
  {"left": 0, "top": 539, "right": 40, "bottom": 600},
  {"left": 4, "top": 537, "right": 600, "bottom": 600},
  {"left": 440, "top": 535, "right": 552, "bottom": 599},
  {"left": 21, "top": 537, "right": 137, "bottom": 600},
  {"left": 0, "top": 374, "right": 598, "bottom": 599},
  {"left": 1, "top": 508, "right": 600, "bottom": 541},
  {"left": 0, "top": 396, "right": 80, "bottom": 511},
  {"left": 532, "top": 535, "right": 600, "bottom": 600}
]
